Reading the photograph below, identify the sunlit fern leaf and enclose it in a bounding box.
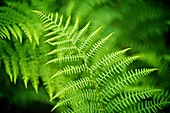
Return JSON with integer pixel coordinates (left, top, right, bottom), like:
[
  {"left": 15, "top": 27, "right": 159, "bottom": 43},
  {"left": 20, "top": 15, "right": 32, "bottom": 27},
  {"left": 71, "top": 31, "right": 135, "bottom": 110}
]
[
  {"left": 32, "top": 10, "right": 60, "bottom": 32},
  {"left": 79, "top": 26, "right": 102, "bottom": 51},
  {"left": 46, "top": 46, "right": 78, "bottom": 56},
  {"left": 12, "top": 24, "right": 22, "bottom": 42},
  {"left": 126, "top": 99, "right": 170, "bottom": 113},
  {"left": 59, "top": 102, "right": 102, "bottom": 113},
  {"left": 73, "top": 21, "right": 91, "bottom": 44},
  {"left": 48, "top": 39, "right": 73, "bottom": 46},
  {"left": 50, "top": 64, "right": 86, "bottom": 80},
  {"left": 35, "top": 10, "right": 170, "bottom": 112},
  {"left": 46, "top": 54, "right": 84, "bottom": 64},
  {"left": 61, "top": 108, "right": 74, "bottom": 113},
  {"left": 73, "top": 102, "right": 103, "bottom": 113},
  {"left": 105, "top": 88, "right": 162, "bottom": 113},
  {"left": 53, "top": 89, "right": 98, "bottom": 109},
  {"left": 96, "top": 56, "right": 140, "bottom": 86},
  {"left": 69, "top": 18, "right": 79, "bottom": 38},
  {"left": 44, "top": 33, "right": 67, "bottom": 43},
  {"left": 100, "top": 68, "right": 157, "bottom": 102},
  {"left": 7, "top": 25, "right": 18, "bottom": 40},
  {"left": 85, "top": 32, "right": 114, "bottom": 60},
  {"left": 0, "top": 26, "right": 10, "bottom": 39},
  {"left": 63, "top": 15, "right": 71, "bottom": 32},
  {"left": 91, "top": 48, "right": 131, "bottom": 71},
  {"left": 52, "top": 77, "right": 94, "bottom": 100},
  {"left": 19, "top": 23, "right": 33, "bottom": 43}
]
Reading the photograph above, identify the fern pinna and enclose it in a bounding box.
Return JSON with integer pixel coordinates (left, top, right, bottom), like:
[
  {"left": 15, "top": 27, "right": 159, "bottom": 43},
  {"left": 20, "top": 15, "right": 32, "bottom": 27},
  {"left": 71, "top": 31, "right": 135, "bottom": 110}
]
[{"left": 34, "top": 11, "right": 170, "bottom": 113}]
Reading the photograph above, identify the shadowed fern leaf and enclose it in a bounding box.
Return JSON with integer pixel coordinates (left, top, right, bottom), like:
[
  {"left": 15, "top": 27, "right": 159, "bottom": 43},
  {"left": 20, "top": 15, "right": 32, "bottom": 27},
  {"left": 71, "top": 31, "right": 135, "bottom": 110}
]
[{"left": 0, "top": 4, "right": 41, "bottom": 44}]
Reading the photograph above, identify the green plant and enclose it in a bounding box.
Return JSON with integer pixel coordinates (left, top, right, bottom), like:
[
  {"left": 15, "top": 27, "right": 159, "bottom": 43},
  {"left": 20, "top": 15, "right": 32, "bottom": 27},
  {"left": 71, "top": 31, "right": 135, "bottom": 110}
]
[
  {"left": 33, "top": 11, "right": 170, "bottom": 112},
  {"left": 0, "top": 0, "right": 170, "bottom": 113},
  {"left": 59, "top": 0, "right": 170, "bottom": 89}
]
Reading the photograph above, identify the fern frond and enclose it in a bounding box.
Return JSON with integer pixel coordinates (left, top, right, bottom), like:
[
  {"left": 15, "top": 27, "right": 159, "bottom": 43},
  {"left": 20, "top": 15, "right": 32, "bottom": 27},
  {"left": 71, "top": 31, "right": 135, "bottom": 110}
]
[
  {"left": 50, "top": 64, "right": 86, "bottom": 79},
  {"left": 69, "top": 18, "right": 79, "bottom": 38},
  {"left": 7, "top": 25, "right": 18, "bottom": 40},
  {"left": 46, "top": 46, "right": 78, "bottom": 56},
  {"left": 1, "top": 54, "right": 13, "bottom": 82},
  {"left": 64, "top": 15, "right": 71, "bottom": 32},
  {"left": 29, "top": 60, "right": 39, "bottom": 93},
  {"left": 53, "top": 89, "right": 98, "bottom": 110},
  {"left": 19, "top": 23, "right": 33, "bottom": 43},
  {"left": 73, "top": 21, "right": 91, "bottom": 44},
  {"left": 33, "top": 7, "right": 170, "bottom": 112},
  {"left": 44, "top": 28, "right": 62, "bottom": 37},
  {"left": 44, "top": 33, "right": 67, "bottom": 43},
  {"left": 0, "top": 5, "right": 41, "bottom": 44},
  {"left": 61, "top": 108, "right": 73, "bottom": 113},
  {"left": 0, "top": 26, "right": 10, "bottom": 39},
  {"left": 105, "top": 88, "right": 162, "bottom": 112},
  {"left": 47, "top": 39, "right": 73, "bottom": 46},
  {"left": 12, "top": 24, "right": 22, "bottom": 42},
  {"left": 127, "top": 99, "right": 170, "bottom": 113},
  {"left": 46, "top": 54, "right": 84, "bottom": 64},
  {"left": 86, "top": 32, "right": 114, "bottom": 60},
  {"left": 52, "top": 77, "right": 94, "bottom": 100},
  {"left": 79, "top": 26, "right": 102, "bottom": 51},
  {"left": 96, "top": 56, "right": 139, "bottom": 86},
  {"left": 72, "top": 102, "right": 103, "bottom": 113},
  {"left": 32, "top": 10, "right": 60, "bottom": 32},
  {"left": 11, "top": 56, "right": 19, "bottom": 84},
  {"left": 91, "top": 48, "right": 131, "bottom": 71},
  {"left": 100, "top": 68, "right": 157, "bottom": 102}
]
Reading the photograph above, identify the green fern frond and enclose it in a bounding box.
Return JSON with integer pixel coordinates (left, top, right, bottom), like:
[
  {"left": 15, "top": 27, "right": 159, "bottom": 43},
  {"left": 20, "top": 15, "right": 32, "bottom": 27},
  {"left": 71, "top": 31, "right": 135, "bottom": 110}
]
[
  {"left": 0, "top": 5, "right": 41, "bottom": 44},
  {"left": 46, "top": 46, "right": 78, "bottom": 56},
  {"left": 29, "top": 60, "right": 39, "bottom": 93},
  {"left": 126, "top": 99, "right": 170, "bottom": 113},
  {"left": 1, "top": 53, "right": 13, "bottom": 82},
  {"left": 96, "top": 56, "right": 139, "bottom": 86},
  {"left": 79, "top": 26, "right": 102, "bottom": 51},
  {"left": 46, "top": 54, "right": 84, "bottom": 64},
  {"left": 86, "top": 32, "right": 114, "bottom": 60},
  {"left": 73, "top": 102, "right": 103, "bottom": 113},
  {"left": 100, "top": 68, "right": 157, "bottom": 102},
  {"left": 34, "top": 9, "right": 170, "bottom": 113},
  {"left": 50, "top": 64, "right": 86, "bottom": 79},
  {"left": 52, "top": 77, "right": 94, "bottom": 100},
  {"left": 69, "top": 18, "right": 79, "bottom": 38},
  {"left": 106, "top": 88, "right": 162, "bottom": 112},
  {"left": 11, "top": 56, "right": 19, "bottom": 84},
  {"left": 53, "top": 89, "right": 98, "bottom": 109},
  {"left": 60, "top": 102, "right": 102, "bottom": 113},
  {"left": 63, "top": 15, "right": 71, "bottom": 32},
  {"left": 73, "top": 21, "right": 91, "bottom": 44},
  {"left": 0, "top": 26, "right": 10, "bottom": 39},
  {"left": 91, "top": 48, "right": 131, "bottom": 71},
  {"left": 61, "top": 108, "right": 74, "bottom": 113},
  {"left": 44, "top": 34, "right": 67, "bottom": 43},
  {"left": 47, "top": 39, "right": 73, "bottom": 46},
  {"left": 32, "top": 10, "right": 61, "bottom": 32}
]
